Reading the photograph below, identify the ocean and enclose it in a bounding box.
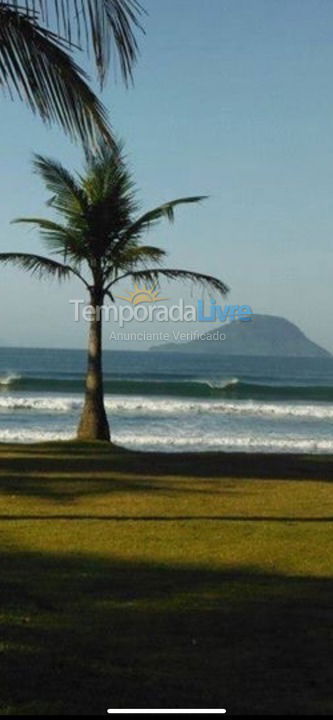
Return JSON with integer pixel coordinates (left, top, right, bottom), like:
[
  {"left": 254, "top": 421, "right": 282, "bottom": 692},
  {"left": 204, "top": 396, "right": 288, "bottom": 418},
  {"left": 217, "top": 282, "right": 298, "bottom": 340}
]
[{"left": 0, "top": 347, "right": 333, "bottom": 452}]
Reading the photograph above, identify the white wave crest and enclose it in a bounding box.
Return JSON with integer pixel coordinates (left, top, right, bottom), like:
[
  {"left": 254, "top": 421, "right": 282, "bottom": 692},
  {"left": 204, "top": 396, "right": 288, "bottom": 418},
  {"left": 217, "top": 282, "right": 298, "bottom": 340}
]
[
  {"left": 0, "top": 396, "right": 82, "bottom": 412},
  {"left": 104, "top": 396, "right": 333, "bottom": 420},
  {"left": 198, "top": 377, "right": 240, "bottom": 389},
  {"left": 0, "top": 373, "right": 21, "bottom": 386},
  {"left": 0, "top": 428, "right": 73, "bottom": 443},
  {"left": 0, "top": 393, "right": 333, "bottom": 422},
  {"left": 114, "top": 432, "right": 333, "bottom": 454},
  {"left": 0, "top": 424, "right": 332, "bottom": 453}
]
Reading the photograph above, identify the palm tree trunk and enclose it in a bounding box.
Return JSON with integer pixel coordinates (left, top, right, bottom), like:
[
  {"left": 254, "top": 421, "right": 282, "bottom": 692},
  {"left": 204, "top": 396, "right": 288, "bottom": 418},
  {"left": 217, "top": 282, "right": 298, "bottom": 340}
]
[{"left": 77, "top": 289, "right": 110, "bottom": 441}]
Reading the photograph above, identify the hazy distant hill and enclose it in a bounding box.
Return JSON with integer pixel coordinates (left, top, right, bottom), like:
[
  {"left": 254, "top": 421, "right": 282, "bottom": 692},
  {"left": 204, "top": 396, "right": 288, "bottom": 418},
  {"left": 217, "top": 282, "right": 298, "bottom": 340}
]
[{"left": 150, "top": 314, "right": 332, "bottom": 357}]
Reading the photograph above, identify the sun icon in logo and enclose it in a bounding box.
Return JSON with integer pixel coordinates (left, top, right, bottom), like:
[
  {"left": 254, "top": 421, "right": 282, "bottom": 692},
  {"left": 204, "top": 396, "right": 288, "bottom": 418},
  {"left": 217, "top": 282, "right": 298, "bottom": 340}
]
[{"left": 115, "top": 282, "right": 168, "bottom": 305}]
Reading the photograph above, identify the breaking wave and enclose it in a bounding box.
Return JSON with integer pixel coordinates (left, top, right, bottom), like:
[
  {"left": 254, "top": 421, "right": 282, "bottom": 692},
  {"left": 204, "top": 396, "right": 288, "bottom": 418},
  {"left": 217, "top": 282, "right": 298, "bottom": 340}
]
[
  {"left": 0, "top": 393, "right": 333, "bottom": 422},
  {"left": 0, "top": 426, "right": 332, "bottom": 453},
  {"left": 2, "top": 372, "right": 333, "bottom": 401}
]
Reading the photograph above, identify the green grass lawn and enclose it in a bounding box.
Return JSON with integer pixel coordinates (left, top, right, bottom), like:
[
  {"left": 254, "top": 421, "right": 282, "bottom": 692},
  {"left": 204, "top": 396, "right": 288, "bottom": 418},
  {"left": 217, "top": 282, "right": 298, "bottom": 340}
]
[{"left": 0, "top": 442, "right": 332, "bottom": 715}]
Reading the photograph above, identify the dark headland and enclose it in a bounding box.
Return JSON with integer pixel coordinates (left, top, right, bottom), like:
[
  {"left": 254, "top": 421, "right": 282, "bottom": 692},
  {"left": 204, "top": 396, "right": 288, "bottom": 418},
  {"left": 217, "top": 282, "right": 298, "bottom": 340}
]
[{"left": 150, "top": 313, "right": 332, "bottom": 357}]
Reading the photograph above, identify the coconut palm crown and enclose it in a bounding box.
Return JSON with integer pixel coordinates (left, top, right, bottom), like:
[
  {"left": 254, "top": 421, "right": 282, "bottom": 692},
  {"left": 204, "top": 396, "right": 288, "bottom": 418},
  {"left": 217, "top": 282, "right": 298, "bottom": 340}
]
[
  {"left": 0, "top": 140, "right": 229, "bottom": 441},
  {"left": 0, "top": 1, "right": 144, "bottom": 144}
]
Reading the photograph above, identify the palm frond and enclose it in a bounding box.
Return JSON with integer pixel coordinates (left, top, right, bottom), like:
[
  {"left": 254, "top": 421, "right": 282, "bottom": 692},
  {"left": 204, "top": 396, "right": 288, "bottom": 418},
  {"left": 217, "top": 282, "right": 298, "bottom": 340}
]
[
  {"left": 120, "top": 245, "right": 166, "bottom": 264},
  {"left": 113, "top": 196, "right": 208, "bottom": 257},
  {"left": 13, "top": 217, "right": 74, "bottom": 234},
  {"left": 126, "top": 196, "right": 208, "bottom": 234},
  {"left": 82, "top": 139, "right": 136, "bottom": 206},
  {"left": 0, "top": 4, "right": 112, "bottom": 144},
  {"left": 12, "top": 217, "right": 89, "bottom": 263},
  {"left": 105, "top": 244, "right": 166, "bottom": 275},
  {"left": 9, "top": 0, "right": 145, "bottom": 85},
  {"left": 80, "top": 141, "right": 138, "bottom": 258},
  {"left": 9, "top": 140, "right": 228, "bottom": 301},
  {"left": 32, "top": 155, "right": 88, "bottom": 215},
  {"left": 0, "top": 252, "right": 74, "bottom": 280},
  {"left": 109, "top": 268, "right": 229, "bottom": 296}
]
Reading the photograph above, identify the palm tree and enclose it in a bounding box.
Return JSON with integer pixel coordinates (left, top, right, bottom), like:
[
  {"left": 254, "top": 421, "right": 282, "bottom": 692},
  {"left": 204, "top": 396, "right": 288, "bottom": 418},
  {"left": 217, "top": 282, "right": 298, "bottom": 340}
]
[
  {"left": 0, "top": 140, "right": 229, "bottom": 441},
  {"left": 0, "top": 1, "right": 144, "bottom": 144}
]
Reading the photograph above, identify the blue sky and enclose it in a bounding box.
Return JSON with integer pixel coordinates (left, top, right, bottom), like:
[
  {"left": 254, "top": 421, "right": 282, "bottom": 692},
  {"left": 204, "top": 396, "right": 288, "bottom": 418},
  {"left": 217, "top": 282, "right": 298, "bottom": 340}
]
[{"left": 1, "top": 0, "right": 333, "bottom": 350}]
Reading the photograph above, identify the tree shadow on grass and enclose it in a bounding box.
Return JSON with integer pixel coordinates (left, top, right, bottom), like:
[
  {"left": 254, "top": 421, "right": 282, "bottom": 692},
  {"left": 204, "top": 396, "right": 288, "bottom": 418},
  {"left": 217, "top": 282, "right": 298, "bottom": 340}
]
[
  {"left": 0, "top": 442, "right": 332, "bottom": 503},
  {"left": 0, "top": 514, "right": 332, "bottom": 523},
  {"left": 1, "top": 442, "right": 333, "bottom": 481},
  {"left": 0, "top": 471, "right": 255, "bottom": 503},
  {"left": 1, "top": 547, "right": 333, "bottom": 715}
]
